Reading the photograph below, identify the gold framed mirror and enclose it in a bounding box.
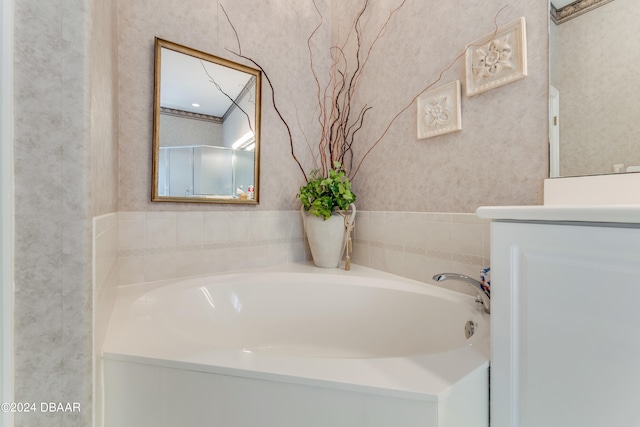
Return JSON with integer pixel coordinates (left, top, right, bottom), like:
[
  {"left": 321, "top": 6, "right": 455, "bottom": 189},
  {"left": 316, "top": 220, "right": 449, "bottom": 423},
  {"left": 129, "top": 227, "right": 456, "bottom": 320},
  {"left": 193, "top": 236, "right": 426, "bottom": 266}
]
[{"left": 152, "top": 38, "right": 261, "bottom": 204}]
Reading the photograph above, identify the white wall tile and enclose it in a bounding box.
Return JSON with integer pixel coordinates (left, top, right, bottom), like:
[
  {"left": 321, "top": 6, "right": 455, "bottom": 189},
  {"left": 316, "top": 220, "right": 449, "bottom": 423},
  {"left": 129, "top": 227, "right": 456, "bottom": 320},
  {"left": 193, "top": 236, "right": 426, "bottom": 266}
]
[
  {"left": 403, "top": 212, "right": 426, "bottom": 253},
  {"left": 114, "top": 210, "right": 491, "bottom": 301},
  {"left": 289, "top": 241, "right": 309, "bottom": 264},
  {"left": 118, "top": 256, "right": 145, "bottom": 286},
  {"left": 221, "top": 246, "right": 252, "bottom": 272},
  {"left": 203, "top": 212, "right": 229, "bottom": 244},
  {"left": 404, "top": 252, "right": 428, "bottom": 283},
  {"left": 144, "top": 254, "right": 176, "bottom": 282},
  {"left": 267, "top": 242, "right": 291, "bottom": 266},
  {"left": 248, "top": 244, "right": 272, "bottom": 268},
  {"left": 176, "top": 212, "right": 204, "bottom": 247},
  {"left": 249, "top": 212, "right": 271, "bottom": 243},
  {"left": 269, "top": 212, "right": 289, "bottom": 241},
  {"left": 201, "top": 249, "right": 230, "bottom": 275},
  {"left": 451, "top": 223, "right": 483, "bottom": 257},
  {"left": 228, "top": 213, "right": 250, "bottom": 244},
  {"left": 425, "top": 219, "right": 452, "bottom": 253},
  {"left": 368, "top": 245, "right": 387, "bottom": 272},
  {"left": 145, "top": 213, "right": 176, "bottom": 249},
  {"left": 174, "top": 250, "right": 204, "bottom": 278},
  {"left": 351, "top": 243, "right": 370, "bottom": 267},
  {"left": 384, "top": 212, "right": 405, "bottom": 250},
  {"left": 353, "top": 210, "right": 369, "bottom": 241},
  {"left": 425, "top": 213, "right": 452, "bottom": 223},
  {"left": 349, "top": 211, "right": 489, "bottom": 296},
  {"left": 287, "top": 211, "right": 305, "bottom": 240},
  {"left": 451, "top": 213, "right": 483, "bottom": 224},
  {"left": 119, "top": 217, "right": 145, "bottom": 250},
  {"left": 368, "top": 212, "right": 386, "bottom": 243},
  {"left": 384, "top": 249, "right": 405, "bottom": 277},
  {"left": 118, "top": 211, "right": 144, "bottom": 222}
]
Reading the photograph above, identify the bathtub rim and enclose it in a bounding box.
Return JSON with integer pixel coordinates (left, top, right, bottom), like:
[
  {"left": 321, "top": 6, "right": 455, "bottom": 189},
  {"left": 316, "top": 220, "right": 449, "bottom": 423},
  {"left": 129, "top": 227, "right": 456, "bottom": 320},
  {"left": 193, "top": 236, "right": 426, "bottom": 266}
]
[{"left": 103, "top": 262, "right": 490, "bottom": 402}]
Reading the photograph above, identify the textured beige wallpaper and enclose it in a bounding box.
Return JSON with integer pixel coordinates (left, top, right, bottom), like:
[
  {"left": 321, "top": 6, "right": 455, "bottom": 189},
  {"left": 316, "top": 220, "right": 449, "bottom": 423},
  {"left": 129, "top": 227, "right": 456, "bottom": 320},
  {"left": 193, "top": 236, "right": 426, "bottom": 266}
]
[
  {"left": 118, "top": 0, "right": 549, "bottom": 214},
  {"left": 333, "top": 0, "right": 548, "bottom": 212}
]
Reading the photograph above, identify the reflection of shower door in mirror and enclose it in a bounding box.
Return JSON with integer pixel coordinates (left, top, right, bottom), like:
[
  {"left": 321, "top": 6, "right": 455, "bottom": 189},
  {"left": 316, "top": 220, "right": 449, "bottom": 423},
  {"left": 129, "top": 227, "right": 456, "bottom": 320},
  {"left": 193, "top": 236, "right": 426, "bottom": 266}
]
[
  {"left": 195, "top": 147, "right": 233, "bottom": 196},
  {"left": 164, "top": 147, "right": 194, "bottom": 197},
  {"left": 160, "top": 146, "right": 241, "bottom": 198},
  {"left": 233, "top": 150, "right": 255, "bottom": 195},
  {"left": 158, "top": 148, "right": 169, "bottom": 195}
]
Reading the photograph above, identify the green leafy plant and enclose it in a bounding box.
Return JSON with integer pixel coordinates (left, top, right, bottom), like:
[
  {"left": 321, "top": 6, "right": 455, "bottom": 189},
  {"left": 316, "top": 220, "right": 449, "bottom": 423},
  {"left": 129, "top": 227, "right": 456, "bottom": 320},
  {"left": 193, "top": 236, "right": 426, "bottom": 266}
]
[{"left": 298, "top": 163, "right": 356, "bottom": 220}]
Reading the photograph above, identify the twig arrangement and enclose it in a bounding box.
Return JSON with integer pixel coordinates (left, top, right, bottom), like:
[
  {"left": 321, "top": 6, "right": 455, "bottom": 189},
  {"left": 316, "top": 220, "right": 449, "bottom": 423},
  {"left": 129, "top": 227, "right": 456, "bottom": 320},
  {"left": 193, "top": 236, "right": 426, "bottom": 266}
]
[
  {"left": 200, "top": 61, "right": 255, "bottom": 134},
  {"left": 220, "top": 2, "right": 506, "bottom": 183},
  {"left": 305, "top": 0, "right": 407, "bottom": 180}
]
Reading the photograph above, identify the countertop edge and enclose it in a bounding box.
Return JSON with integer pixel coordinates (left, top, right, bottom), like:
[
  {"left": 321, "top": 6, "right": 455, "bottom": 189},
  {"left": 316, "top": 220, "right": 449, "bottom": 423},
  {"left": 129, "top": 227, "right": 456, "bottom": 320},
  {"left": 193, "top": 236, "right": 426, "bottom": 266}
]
[{"left": 476, "top": 205, "right": 640, "bottom": 224}]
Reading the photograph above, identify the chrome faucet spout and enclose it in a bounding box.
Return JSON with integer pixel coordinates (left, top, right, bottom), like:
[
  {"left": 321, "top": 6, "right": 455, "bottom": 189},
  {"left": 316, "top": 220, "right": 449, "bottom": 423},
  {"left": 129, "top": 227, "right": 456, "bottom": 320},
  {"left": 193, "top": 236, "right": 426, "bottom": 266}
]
[{"left": 432, "top": 273, "right": 491, "bottom": 314}]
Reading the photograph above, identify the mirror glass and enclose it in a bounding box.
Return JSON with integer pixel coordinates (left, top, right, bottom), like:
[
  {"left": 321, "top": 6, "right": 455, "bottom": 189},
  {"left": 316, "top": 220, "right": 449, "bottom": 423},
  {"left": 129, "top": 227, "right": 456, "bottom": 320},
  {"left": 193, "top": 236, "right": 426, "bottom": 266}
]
[
  {"left": 152, "top": 38, "right": 261, "bottom": 203},
  {"left": 549, "top": 0, "right": 640, "bottom": 178}
]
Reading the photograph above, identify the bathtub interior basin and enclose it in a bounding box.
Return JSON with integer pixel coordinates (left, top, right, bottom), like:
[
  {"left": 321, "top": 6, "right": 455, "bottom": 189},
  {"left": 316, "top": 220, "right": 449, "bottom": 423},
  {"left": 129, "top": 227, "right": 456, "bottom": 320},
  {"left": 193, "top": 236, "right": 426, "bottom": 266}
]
[
  {"left": 121, "top": 272, "right": 486, "bottom": 359},
  {"left": 103, "top": 264, "right": 490, "bottom": 427}
]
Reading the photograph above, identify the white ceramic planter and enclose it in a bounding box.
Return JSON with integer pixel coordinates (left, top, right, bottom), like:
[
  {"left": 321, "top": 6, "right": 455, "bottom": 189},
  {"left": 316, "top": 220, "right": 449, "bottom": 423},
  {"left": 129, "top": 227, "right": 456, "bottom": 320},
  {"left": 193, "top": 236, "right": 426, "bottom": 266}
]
[{"left": 301, "top": 204, "right": 356, "bottom": 268}]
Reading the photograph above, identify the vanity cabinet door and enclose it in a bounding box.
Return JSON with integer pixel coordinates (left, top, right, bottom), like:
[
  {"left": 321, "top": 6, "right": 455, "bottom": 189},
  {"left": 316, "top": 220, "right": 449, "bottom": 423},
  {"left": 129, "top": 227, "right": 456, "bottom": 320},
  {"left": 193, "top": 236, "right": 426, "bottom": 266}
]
[{"left": 490, "top": 221, "right": 640, "bottom": 427}]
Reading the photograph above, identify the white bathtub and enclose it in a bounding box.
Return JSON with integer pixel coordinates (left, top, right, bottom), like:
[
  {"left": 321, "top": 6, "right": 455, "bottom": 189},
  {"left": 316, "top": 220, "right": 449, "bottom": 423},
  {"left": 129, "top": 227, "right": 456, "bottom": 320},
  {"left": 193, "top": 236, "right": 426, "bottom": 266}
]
[{"left": 103, "top": 264, "right": 489, "bottom": 427}]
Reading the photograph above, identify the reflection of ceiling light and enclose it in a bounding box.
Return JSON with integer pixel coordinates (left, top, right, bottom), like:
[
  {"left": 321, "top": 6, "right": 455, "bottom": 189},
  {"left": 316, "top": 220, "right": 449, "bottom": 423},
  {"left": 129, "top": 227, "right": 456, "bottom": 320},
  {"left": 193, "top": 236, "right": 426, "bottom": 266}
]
[
  {"left": 192, "top": 103, "right": 200, "bottom": 107},
  {"left": 232, "top": 131, "right": 255, "bottom": 149},
  {"left": 198, "top": 287, "right": 215, "bottom": 309},
  {"left": 244, "top": 143, "right": 255, "bottom": 152}
]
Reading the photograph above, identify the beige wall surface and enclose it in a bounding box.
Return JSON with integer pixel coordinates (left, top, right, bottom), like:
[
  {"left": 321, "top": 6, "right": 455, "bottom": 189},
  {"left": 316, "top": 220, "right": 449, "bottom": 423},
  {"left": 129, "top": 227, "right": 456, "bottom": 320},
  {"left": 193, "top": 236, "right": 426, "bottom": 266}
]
[
  {"left": 332, "top": 0, "right": 548, "bottom": 212},
  {"left": 119, "top": 0, "right": 548, "bottom": 213},
  {"left": 91, "top": 0, "right": 119, "bottom": 216}
]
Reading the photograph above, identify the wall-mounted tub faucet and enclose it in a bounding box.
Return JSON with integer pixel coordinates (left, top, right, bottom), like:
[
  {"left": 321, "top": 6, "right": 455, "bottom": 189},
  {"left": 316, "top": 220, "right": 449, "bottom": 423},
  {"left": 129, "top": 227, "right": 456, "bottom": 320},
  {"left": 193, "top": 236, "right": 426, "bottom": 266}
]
[{"left": 433, "top": 273, "right": 491, "bottom": 314}]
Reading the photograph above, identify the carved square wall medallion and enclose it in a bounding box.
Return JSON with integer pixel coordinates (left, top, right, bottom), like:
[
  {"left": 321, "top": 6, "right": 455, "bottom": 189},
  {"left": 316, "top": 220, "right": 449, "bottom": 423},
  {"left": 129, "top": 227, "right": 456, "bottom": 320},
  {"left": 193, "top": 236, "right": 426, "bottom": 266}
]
[
  {"left": 465, "top": 17, "right": 527, "bottom": 96},
  {"left": 417, "top": 80, "right": 462, "bottom": 140}
]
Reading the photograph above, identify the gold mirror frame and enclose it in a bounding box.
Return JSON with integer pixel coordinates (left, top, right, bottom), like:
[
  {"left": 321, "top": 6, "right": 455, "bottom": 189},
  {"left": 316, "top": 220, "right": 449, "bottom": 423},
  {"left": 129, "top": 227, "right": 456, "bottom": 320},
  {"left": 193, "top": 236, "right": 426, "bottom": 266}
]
[
  {"left": 550, "top": 0, "right": 614, "bottom": 25},
  {"left": 152, "top": 38, "right": 261, "bottom": 204}
]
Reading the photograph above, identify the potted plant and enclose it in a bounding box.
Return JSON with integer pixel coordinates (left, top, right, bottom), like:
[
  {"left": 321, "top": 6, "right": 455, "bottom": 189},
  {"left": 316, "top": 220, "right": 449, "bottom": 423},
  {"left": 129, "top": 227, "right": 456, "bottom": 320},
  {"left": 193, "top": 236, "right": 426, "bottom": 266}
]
[
  {"left": 297, "top": 163, "right": 356, "bottom": 268},
  {"left": 298, "top": 163, "right": 355, "bottom": 220}
]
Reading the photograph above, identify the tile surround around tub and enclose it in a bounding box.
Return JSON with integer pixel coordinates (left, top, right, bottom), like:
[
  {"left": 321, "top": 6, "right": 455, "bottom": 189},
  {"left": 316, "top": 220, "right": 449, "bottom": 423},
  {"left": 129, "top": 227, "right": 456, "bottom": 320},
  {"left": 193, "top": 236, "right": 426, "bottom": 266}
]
[
  {"left": 117, "top": 211, "right": 309, "bottom": 285},
  {"left": 115, "top": 210, "right": 490, "bottom": 297},
  {"left": 94, "top": 212, "right": 119, "bottom": 346},
  {"left": 93, "top": 212, "right": 119, "bottom": 427},
  {"left": 352, "top": 211, "right": 491, "bottom": 296}
]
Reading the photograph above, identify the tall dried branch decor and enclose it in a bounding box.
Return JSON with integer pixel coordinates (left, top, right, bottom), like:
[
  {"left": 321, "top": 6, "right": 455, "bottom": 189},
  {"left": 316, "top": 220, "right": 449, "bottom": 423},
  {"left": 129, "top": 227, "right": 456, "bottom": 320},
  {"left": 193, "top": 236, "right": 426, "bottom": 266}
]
[{"left": 220, "top": 1, "right": 505, "bottom": 193}]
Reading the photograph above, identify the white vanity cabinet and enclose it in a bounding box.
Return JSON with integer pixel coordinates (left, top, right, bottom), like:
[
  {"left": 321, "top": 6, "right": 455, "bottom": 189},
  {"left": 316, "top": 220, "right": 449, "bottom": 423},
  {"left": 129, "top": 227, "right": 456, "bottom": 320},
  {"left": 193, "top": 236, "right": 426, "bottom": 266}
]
[{"left": 477, "top": 207, "right": 640, "bottom": 427}]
